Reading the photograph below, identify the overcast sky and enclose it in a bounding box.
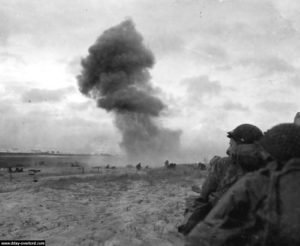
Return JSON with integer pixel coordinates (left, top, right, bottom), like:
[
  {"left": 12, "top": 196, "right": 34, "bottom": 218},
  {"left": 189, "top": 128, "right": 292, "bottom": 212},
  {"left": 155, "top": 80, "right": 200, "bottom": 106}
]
[{"left": 1, "top": 0, "right": 299, "bottom": 161}]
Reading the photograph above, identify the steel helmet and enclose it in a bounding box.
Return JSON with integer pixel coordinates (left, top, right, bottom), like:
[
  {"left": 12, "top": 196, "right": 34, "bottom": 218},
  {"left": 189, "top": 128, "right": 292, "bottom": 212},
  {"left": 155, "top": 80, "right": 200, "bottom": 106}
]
[
  {"left": 259, "top": 123, "right": 300, "bottom": 161},
  {"left": 227, "top": 124, "right": 263, "bottom": 144}
]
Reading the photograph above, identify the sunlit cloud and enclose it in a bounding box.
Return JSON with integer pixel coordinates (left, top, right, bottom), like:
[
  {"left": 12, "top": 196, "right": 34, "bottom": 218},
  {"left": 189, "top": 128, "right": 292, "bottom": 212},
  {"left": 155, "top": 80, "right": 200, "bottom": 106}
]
[{"left": 0, "top": 0, "right": 299, "bottom": 159}]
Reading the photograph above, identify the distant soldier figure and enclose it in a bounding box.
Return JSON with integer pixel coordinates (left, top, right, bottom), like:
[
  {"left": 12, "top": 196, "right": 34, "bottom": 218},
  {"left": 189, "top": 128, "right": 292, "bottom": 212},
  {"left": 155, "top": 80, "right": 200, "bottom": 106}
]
[
  {"left": 186, "top": 123, "right": 300, "bottom": 246},
  {"left": 179, "top": 124, "right": 264, "bottom": 235},
  {"left": 164, "top": 160, "right": 169, "bottom": 168},
  {"left": 198, "top": 162, "right": 207, "bottom": 170},
  {"left": 294, "top": 112, "right": 300, "bottom": 126},
  {"left": 169, "top": 163, "right": 176, "bottom": 169},
  {"left": 136, "top": 163, "right": 142, "bottom": 171},
  {"left": 8, "top": 167, "right": 13, "bottom": 181},
  {"left": 15, "top": 167, "right": 23, "bottom": 172},
  {"left": 165, "top": 161, "right": 176, "bottom": 169}
]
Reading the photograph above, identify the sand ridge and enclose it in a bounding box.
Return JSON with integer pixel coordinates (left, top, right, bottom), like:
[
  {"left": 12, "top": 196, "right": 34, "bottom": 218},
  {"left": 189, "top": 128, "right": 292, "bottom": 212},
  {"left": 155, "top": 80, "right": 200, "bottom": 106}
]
[{"left": 0, "top": 168, "right": 205, "bottom": 246}]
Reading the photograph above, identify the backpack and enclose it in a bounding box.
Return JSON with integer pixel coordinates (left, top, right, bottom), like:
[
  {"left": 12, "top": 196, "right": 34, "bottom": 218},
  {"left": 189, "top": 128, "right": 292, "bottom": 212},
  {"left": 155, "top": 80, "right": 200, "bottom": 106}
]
[{"left": 264, "top": 158, "right": 300, "bottom": 246}]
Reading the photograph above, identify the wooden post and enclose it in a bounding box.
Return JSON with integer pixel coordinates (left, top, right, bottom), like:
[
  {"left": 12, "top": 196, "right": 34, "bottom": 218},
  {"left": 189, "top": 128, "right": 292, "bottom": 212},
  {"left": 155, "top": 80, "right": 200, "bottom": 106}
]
[
  {"left": 8, "top": 168, "right": 12, "bottom": 182},
  {"left": 93, "top": 166, "right": 101, "bottom": 174}
]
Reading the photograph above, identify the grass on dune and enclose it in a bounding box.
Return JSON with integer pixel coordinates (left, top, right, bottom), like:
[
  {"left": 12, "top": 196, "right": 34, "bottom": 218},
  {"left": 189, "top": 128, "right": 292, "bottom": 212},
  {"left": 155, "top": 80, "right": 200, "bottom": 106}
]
[{"left": 40, "top": 166, "right": 206, "bottom": 190}]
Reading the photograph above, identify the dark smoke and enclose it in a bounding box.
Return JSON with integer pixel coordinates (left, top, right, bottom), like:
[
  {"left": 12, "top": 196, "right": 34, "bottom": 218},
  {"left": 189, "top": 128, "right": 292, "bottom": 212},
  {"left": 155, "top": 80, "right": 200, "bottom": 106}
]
[{"left": 77, "top": 19, "right": 181, "bottom": 164}]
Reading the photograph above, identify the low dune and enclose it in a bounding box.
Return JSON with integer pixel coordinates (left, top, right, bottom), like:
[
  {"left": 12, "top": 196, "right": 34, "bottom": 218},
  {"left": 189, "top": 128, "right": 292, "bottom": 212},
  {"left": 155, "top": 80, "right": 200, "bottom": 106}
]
[{"left": 0, "top": 166, "right": 206, "bottom": 246}]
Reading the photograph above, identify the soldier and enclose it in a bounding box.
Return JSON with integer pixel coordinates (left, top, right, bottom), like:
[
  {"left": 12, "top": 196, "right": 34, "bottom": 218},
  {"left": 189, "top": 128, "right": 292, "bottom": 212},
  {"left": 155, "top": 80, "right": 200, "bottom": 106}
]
[
  {"left": 207, "top": 155, "right": 221, "bottom": 171},
  {"left": 186, "top": 123, "right": 300, "bottom": 246},
  {"left": 165, "top": 160, "right": 170, "bottom": 168},
  {"left": 178, "top": 124, "right": 264, "bottom": 235},
  {"left": 136, "top": 162, "right": 142, "bottom": 171}
]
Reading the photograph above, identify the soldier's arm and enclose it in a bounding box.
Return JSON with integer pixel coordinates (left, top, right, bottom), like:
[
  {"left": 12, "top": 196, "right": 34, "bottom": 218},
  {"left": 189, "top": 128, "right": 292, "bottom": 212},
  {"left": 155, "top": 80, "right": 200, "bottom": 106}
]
[
  {"left": 200, "top": 171, "right": 219, "bottom": 200},
  {"left": 186, "top": 172, "right": 268, "bottom": 246},
  {"left": 200, "top": 158, "right": 228, "bottom": 200},
  {"left": 186, "top": 176, "right": 252, "bottom": 246}
]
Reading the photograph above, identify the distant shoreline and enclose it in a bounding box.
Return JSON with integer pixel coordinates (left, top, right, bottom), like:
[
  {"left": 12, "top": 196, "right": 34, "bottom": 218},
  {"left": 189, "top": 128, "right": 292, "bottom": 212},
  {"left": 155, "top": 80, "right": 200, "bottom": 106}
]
[{"left": 0, "top": 152, "right": 114, "bottom": 157}]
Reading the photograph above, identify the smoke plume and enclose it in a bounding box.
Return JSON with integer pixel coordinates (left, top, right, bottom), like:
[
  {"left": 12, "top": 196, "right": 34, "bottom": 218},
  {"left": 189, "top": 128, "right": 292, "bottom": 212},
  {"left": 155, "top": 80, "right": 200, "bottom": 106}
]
[{"left": 77, "top": 19, "right": 181, "bottom": 164}]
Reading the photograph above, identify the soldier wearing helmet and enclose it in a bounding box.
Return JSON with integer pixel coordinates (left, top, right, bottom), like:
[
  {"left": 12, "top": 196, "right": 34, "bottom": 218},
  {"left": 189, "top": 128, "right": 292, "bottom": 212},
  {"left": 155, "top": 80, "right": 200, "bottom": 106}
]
[
  {"left": 227, "top": 124, "right": 264, "bottom": 145},
  {"left": 178, "top": 123, "right": 264, "bottom": 236},
  {"left": 226, "top": 124, "right": 264, "bottom": 172},
  {"left": 207, "top": 124, "right": 264, "bottom": 207},
  {"left": 186, "top": 123, "right": 300, "bottom": 246}
]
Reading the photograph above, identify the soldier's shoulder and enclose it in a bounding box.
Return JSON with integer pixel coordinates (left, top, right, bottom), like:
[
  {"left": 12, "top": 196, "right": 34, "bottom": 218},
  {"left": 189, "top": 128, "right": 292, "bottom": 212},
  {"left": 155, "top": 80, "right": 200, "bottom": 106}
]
[
  {"left": 284, "top": 158, "right": 300, "bottom": 170},
  {"left": 232, "top": 167, "right": 271, "bottom": 193},
  {"left": 212, "top": 156, "right": 231, "bottom": 168},
  {"left": 213, "top": 156, "right": 232, "bottom": 172},
  {"left": 208, "top": 155, "right": 221, "bottom": 168},
  {"left": 220, "top": 156, "right": 233, "bottom": 167},
  {"left": 220, "top": 156, "right": 232, "bottom": 164}
]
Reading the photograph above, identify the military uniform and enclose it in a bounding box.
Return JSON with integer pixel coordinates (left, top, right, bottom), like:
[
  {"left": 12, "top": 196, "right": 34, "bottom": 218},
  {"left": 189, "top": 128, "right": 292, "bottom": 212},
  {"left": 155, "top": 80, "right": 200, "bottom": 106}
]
[
  {"left": 180, "top": 158, "right": 246, "bottom": 235},
  {"left": 187, "top": 158, "right": 300, "bottom": 246},
  {"left": 209, "top": 143, "right": 264, "bottom": 206},
  {"left": 186, "top": 123, "right": 300, "bottom": 246},
  {"left": 178, "top": 157, "right": 233, "bottom": 235},
  {"left": 186, "top": 161, "right": 275, "bottom": 246},
  {"left": 201, "top": 156, "right": 233, "bottom": 202},
  {"left": 179, "top": 124, "right": 264, "bottom": 236}
]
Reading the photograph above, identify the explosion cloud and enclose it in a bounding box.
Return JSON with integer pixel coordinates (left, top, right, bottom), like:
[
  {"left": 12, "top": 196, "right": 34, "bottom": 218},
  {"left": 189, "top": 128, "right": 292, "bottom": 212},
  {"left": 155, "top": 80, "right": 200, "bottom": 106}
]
[{"left": 77, "top": 19, "right": 181, "bottom": 164}]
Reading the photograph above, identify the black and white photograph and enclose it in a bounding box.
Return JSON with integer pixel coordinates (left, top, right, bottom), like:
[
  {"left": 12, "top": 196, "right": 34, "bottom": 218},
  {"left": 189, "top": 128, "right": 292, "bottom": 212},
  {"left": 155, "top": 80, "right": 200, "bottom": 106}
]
[{"left": 0, "top": 0, "right": 300, "bottom": 245}]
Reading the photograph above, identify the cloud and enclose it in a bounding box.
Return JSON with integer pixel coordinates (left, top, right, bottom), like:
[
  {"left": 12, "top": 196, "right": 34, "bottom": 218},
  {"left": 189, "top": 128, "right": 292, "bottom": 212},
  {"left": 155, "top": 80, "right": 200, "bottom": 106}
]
[
  {"left": 183, "top": 75, "right": 222, "bottom": 105},
  {"left": 188, "top": 44, "right": 229, "bottom": 64},
  {"left": 0, "top": 108, "right": 119, "bottom": 153},
  {"left": 257, "top": 100, "right": 297, "bottom": 113},
  {"left": 0, "top": 52, "right": 25, "bottom": 64},
  {"left": 222, "top": 100, "right": 249, "bottom": 112},
  {"left": 180, "top": 122, "right": 228, "bottom": 162},
  {"left": 67, "top": 101, "right": 93, "bottom": 111},
  {"left": 1, "top": 0, "right": 300, "bottom": 158},
  {"left": 0, "top": 8, "right": 11, "bottom": 44},
  {"left": 0, "top": 0, "right": 122, "bottom": 54},
  {"left": 288, "top": 75, "right": 300, "bottom": 88},
  {"left": 203, "top": 44, "right": 228, "bottom": 62},
  {"left": 22, "top": 87, "right": 75, "bottom": 103},
  {"left": 66, "top": 56, "right": 82, "bottom": 76},
  {"left": 216, "top": 64, "right": 232, "bottom": 71},
  {"left": 0, "top": 99, "right": 17, "bottom": 115},
  {"left": 145, "top": 32, "right": 185, "bottom": 57},
  {"left": 239, "top": 56, "right": 295, "bottom": 77}
]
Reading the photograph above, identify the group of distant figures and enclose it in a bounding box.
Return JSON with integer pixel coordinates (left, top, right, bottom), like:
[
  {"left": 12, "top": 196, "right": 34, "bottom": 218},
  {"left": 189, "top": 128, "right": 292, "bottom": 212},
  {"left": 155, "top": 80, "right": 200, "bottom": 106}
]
[
  {"left": 135, "top": 161, "right": 174, "bottom": 170},
  {"left": 164, "top": 160, "right": 177, "bottom": 169},
  {"left": 105, "top": 164, "right": 116, "bottom": 169},
  {"left": 134, "top": 160, "right": 207, "bottom": 171},
  {"left": 135, "top": 163, "right": 149, "bottom": 170},
  {"left": 196, "top": 162, "right": 206, "bottom": 170},
  {"left": 8, "top": 167, "right": 24, "bottom": 173},
  {"left": 6, "top": 167, "right": 39, "bottom": 182}
]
